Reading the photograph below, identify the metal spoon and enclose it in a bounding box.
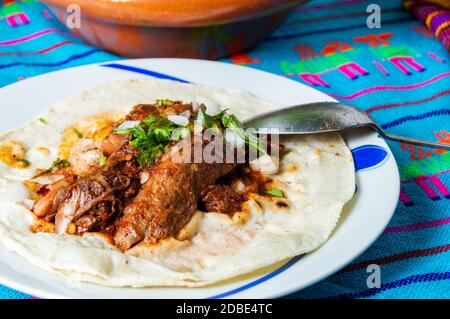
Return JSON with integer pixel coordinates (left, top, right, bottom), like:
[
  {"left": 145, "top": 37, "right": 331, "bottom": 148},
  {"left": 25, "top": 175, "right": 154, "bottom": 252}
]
[{"left": 244, "top": 102, "right": 450, "bottom": 150}]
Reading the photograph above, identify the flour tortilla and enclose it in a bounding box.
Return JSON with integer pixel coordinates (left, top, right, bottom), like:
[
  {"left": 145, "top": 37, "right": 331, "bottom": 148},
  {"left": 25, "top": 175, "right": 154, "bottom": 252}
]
[{"left": 0, "top": 78, "right": 355, "bottom": 287}]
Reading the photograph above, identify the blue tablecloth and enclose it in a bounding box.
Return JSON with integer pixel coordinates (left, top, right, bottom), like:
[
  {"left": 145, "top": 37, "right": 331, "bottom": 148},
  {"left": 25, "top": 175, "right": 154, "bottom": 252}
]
[{"left": 0, "top": 0, "right": 449, "bottom": 299}]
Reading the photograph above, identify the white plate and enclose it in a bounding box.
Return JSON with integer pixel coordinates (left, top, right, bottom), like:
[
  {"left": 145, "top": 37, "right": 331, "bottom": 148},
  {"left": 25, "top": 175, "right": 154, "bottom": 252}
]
[{"left": 0, "top": 59, "right": 399, "bottom": 299}]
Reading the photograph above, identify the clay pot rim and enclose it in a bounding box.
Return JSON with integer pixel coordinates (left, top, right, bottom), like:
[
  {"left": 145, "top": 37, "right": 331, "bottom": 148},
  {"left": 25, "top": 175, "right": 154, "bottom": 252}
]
[{"left": 41, "top": 0, "right": 305, "bottom": 27}]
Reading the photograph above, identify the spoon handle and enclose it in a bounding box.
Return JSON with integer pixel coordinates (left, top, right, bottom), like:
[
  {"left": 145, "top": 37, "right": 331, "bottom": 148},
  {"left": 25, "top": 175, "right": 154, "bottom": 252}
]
[{"left": 375, "top": 129, "right": 450, "bottom": 151}]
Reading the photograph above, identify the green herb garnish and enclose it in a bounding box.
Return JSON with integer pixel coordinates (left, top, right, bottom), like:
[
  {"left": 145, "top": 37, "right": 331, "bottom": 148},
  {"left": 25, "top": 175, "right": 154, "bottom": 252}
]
[
  {"left": 99, "top": 155, "right": 107, "bottom": 167},
  {"left": 198, "top": 110, "right": 216, "bottom": 128},
  {"left": 47, "top": 158, "right": 70, "bottom": 172},
  {"left": 142, "top": 115, "right": 157, "bottom": 125},
  {"left": 266, "top": 187, "right": 284, "bottom": 198},
  {"left": 195, "top": 109, "right": 266, "bottom": 153},
  {"left": 221, "top": 113, "right": 266, "bottom": 154},
  {"left": 197, "top": 109, "right": 226, "bottom": 128},
  {"left": 39, "top": 118, "right": 48, "bottom": 125},
  {"left": 114, "top": 115, "right": 184, "bottom": 167},
  {"left": 18, "top": 159, "right": 31, "bottom": 167},
  {"left": 113, "top": 105, "right": 266, "bottom": 167},
  {"left": 156, "top": 99, "right": 173, "bottom": 107},
  {"left": 72, "top": 128, "right": 83, "bottom": 139},
  {"left": 33, "top": 158, "right": 71, "bottom": 178}
]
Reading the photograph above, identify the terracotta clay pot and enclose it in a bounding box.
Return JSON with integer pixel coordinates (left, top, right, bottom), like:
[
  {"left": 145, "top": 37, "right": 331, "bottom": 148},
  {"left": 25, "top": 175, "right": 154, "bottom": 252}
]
[{"left": 40, "top": 0, "right": 309, "bottom": 59}]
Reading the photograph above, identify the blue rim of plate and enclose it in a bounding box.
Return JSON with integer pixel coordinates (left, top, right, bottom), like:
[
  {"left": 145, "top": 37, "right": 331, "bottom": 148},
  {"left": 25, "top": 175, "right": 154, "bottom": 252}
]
[{"left": 100, "top": 62, "right": 389, "bottom": 299}]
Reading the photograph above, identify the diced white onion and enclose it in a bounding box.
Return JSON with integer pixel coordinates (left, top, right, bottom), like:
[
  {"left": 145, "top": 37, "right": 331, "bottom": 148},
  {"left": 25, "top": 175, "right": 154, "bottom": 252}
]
[
  {"left": 192, "top": 100, "right": 208, "bottom": 113},
  {"left": 180, "top": 110, "right": 191, "bottom": 118},
  {"left": 191, "top": 100, "right": 201, "bottom": 113},
  {"left": 205, "top": 101, "right": 221, "bottom": 116},
  {"left": 249, "top": 154, "right": 279, "bottom": 175},
  {"left": 30, "top": 174, "right": 65, "bottom": 185},
  {"left": 196, "top": 111, "right": 206, "bottom": 126},
  {"left": 167, "top": 115, "right": 189, "bottom": 127},
  {"left": 225, "top": 130, "right": 245, "bottom": 148},
  {"left": 22, "top": 199, "right": 35, "bottom": 210},
  {"left": 116, "top": 120, "right": 139, "bottom": 131},
  {"left": 140, "top": 171, "right": 150, "bottom": 184},
  {"left": 193, "top": 122, "right": 204, "bottom": 136}
]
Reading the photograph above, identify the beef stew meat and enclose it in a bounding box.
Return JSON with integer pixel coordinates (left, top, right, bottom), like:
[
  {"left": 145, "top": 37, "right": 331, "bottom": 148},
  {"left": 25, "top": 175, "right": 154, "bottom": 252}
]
[
  {"left": 114, "top": 159, "right": 236, "bottom": 250},
  {"left": 200, "top": 184, "right": 243, "bottom": 215},
  {"left": 30, "top": 101, "right": 266, "bottom": 250}
]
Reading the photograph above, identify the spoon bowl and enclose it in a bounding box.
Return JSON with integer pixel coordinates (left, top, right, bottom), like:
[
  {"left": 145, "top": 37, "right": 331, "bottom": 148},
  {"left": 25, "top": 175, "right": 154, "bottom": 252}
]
[{"left": 244, "top": 102, "right": 450, "bottom": 151}]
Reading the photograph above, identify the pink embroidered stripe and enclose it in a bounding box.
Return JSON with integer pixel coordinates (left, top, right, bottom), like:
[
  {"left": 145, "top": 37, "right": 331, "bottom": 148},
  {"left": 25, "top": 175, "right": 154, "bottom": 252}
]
[
  {"left": 366, "top": 89, "right": 450, "bottom": 113},
  {"left": 384, "top": 217, "right": 450, "bottom": 234},
  {"left": 328, "top": 71, "right": 450, "bottom": 100},
  {"left": 0, "top": 29, "right": 71, "bottom": 46},
  {"left": 401, "top": 169, "right": 450, "bottom": 183},
  {"left": 0, "top": 40, "right": 74, "bottom": 56},
  {"left": 340, "top": 244, "right": 450, "bottom": 273}
]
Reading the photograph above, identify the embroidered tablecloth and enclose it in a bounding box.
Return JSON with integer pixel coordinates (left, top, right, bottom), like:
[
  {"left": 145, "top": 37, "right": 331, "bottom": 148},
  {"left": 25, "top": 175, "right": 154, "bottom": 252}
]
[{"left": 0, "top": 0, "right": 449, "bottom": 299}]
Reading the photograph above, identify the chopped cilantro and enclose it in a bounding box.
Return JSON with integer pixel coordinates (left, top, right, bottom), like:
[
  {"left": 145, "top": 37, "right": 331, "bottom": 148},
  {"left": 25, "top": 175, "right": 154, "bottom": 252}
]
[
  {"left": 195, "top": 108, "right": 266, "bottom": 154},
  {"left": 142, "top": 115, "right": 157, "bottom": 125},
  {"left": 72, "top": 128, "right": 83, "bottom": 139},
  {"left": 197, "top": 109, "right": 227, "bottom": 129},
  {"left": 18, "top": 158, "right": 31, "bottom": 167},
  {"left": 112, "top": 104, "right": 266, "bottom": 167},
  {"left": 38, "top": 118, "right": 48, "bottom": 125},
  {"left": 156, "top": 99, "right": 173, "bottom": 107},
  {"left": 47, "top": 158, "right": 70, "bottom": 172},
  {"left": 33, "top": 158, "right": 71, "bottom": 178},
  {"left": 99, "top": 155, "right": 107, "bottom": 167},
  {"left": 186, "top": 123, "right": 194, "bottom": 132},
  {"left": 266, "top": 187, "right": 284, "bottom": 198},
  {"left": 221, "top": 113, "right": 266, "bottom": 154},
  {"left": 114, "top": 115, "right": 185, "bottom": 167},
  {"left": 154, "top": 127, "right": 171, "bottom": 142}
]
